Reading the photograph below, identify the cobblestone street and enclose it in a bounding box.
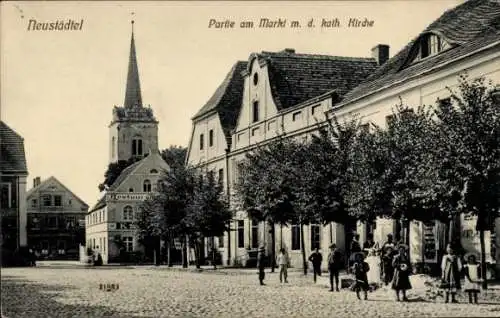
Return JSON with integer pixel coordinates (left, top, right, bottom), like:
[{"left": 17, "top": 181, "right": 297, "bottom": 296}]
[{"left": 2, "top": 265, "right": 500, "bottom": 318}]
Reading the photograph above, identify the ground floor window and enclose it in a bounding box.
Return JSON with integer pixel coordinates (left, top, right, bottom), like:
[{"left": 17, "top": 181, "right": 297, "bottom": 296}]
[
  {"left": 218, "top": 235, "right": 224, "bottom": 248},
  {"left": 251, "top": 219, "right": 259, "bottom": 248},
  {"left": 292, "top": 224, "right": 301, "bottom": 250},
  {"left": 237, "top": 220, "right": 244, "bottom": 248},
  {"left": 310, "top": 224, "right": 320, "bottom": 250},
  {"left": 123, "top": 236, "right": 133, "bottom": 252}
]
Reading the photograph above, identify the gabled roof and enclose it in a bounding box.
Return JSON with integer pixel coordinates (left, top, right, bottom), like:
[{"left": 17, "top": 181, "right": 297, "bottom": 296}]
[
  {"left": 254, "top": 50, "right": 378, "bottom": 110},
  {"left": 192, "top": 61, "right": 248, "bottom": 141},
  {"left": 339, "top": 0, "right": 500, "bottom": 106},
  {"left": 26, "top": 176, "right": 89, "bottom": 209},
  {"left": 0, "top": 121, "right": 28, "bottom": 174}
]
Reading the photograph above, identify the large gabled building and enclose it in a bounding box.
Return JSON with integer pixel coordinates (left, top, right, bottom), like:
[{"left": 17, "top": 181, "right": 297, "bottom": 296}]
[{"left": 187, "top": 0, "right": 500, "bottom": 271}]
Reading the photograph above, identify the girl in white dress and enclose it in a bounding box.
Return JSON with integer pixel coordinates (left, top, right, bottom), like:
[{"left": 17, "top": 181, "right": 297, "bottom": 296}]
[
  {"left": 365, "top": 246, "right": 381, "bottom": 285},
  {"left": 463, "top": 253, "right": 481, "bottom": 304}
]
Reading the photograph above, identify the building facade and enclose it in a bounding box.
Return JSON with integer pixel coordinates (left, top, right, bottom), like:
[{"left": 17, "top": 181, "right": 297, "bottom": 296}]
[
  {"left": 0, "top": 121, "right": 28, "bottom": 264},
  {"left": 86, "top": 23, "right": 169, "bottom": 264},
  {"left": 26, "top": 176, "right": 88, "bottom": 259},
  {"left": 186, "top": 0, "right": 500, "bottom": 271}
]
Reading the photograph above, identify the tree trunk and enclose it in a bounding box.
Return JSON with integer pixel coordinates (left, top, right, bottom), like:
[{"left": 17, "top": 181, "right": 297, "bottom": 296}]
[
  {"left": 212, "top": 236, "right": 216, "bottom": 270},
  {"left": 227, "top": 223, "right": 231, "bottom": 266},
  {"left": 182, "top": 236, "right": 188, "bottom": 268},
  {"left": 195, "top": 239, "right": 201, "bottom": 269},
  {"left": 167, "top": 237, "right": 172, "bottom": 267},
  {"left": 300, "top": 223, "right": 307, "bottom": 275},
  {"left": 270, "top": 223, "right": 276, "bottom": 273},
  {"left": 479, "top": 229, "right": 488, "bottom": 289}
]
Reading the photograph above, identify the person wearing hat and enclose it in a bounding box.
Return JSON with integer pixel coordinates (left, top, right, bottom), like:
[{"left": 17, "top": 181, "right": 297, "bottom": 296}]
[
  {"left": 257, "top": 245, "right": 266, "bottom": 286},
  {"left": 463, "top": 252, "right": 481, "bottom": 304},
  {"left": 440, "top": 244, "right": 462, "bottom": 303},
  {"left": 351, "top": 251, "right": 370, "bottom": 300},
  {"left": 327, "top": 243, "right": 343, "bottom": 292},
  {"left": 391, "top": 244, "right": 412, "bottom": 301}
]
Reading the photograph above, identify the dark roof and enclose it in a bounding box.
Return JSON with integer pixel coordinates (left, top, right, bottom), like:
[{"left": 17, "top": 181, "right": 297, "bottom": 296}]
[
  {"left": 108, "top": 159, "right": 143, "bottom": 191},
  {"left": 255, "top": 50, "right": 378, "bottom": 109},
  {"left": 124, "top": 29, "right": 143, "bottom": 109},
  {"left": 0, "top": 121, "right": 27, "bottom": 174},
  {"left": 340, "top": 0, "right": 500, "bottom": 105},
  {"left": 193, "top": 61, "right": 248, "bottom": 140}
]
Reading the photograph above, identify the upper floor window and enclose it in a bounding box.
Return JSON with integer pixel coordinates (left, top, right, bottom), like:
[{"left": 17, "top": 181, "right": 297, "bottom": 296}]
[
  {"left": 292, "top": 111, "right": 302, "bottom": 122},
  {"left": 150, "top": 169, "right": 158, "bottom": 174},
  {"left": 252, "top": 101, "right": 260, "bottom": 123},
  {"left": 42, "top": 194, "right": 51, "bottom": 207},
  {"left": 209, "top": 129, "right": 214, "bottom": 147},
  {"left": 143, "top": 180, "right": 152, "bottom": 192},
  {"left": 54, "top": 195, "right": 62, "bottom": 207},
  {"left": 218, "top": 168, "right": 224, "bottom": 187},
  {"left": 253, "top": 73, "right": 259, "bottom": 86},
  {"left": 0, "top": 183, "right": 11, "bottom": 209},
  {"left": 200, "top": 133, "right": 204, "bottom": 150},
  {"left": 415, "top": 33, "right": 450, "bottom": 62},
  {"left": 129, "top": 188, "right": 134, "bottom": 192},
  {"left": 123, "top": 206, "right": 134, "bottom": 221},
  {"left": 31, "top": 199, "right": 38, "bottom": 208},
  {"left": 132, "top": 138, "right": 143, "bottom": 157}
]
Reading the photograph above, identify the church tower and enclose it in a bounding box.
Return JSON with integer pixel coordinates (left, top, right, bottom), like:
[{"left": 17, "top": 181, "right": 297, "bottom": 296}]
[{"left": 109, "top": 21, "right": 159, "bottom": 163}]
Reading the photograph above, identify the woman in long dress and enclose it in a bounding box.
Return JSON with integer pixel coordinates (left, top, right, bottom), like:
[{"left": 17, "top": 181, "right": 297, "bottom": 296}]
[
  {"left": 391, "top": 244, "right": 412, "bottom": 301},
  {"left": 440, "top": 244, "right": 462, "bottom": 303},
  {"left": 365, "top": 245, "right": 381, "bottom": 285}
]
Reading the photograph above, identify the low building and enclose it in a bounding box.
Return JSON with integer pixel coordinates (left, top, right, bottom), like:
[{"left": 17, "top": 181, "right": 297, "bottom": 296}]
[
  {"left": 26, "top": 176, "right": 88, "bottom": 259},
  {"left": 0, "top": 121, "right": 29, "bottom": 264}
]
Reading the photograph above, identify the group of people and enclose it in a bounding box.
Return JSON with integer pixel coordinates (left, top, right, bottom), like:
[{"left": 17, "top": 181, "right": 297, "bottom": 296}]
[{"left": 256, "top": 233, "right": 483, "bottom": 304}]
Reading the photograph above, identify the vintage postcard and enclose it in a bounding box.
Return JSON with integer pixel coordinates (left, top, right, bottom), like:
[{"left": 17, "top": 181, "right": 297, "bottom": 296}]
[{"left": 1, "top": 0, "right": 500, "bottom": 317}]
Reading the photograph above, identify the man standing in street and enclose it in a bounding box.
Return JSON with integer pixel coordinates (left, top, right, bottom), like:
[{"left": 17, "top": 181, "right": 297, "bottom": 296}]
[
  {"left": 277, "top": 248, "right": 289, "bottom": 284},
  {"left": 308, "top": 247, "right": 323, "bottom": 283},
  {"left": 257, "top": 246, "right": 266, "bottom": 286},
  {"left": 328, "top": 244, "right": 343, "bottom": 291},
  {"left": 381, "top": 234, "right": 396, "bottom": 285}
]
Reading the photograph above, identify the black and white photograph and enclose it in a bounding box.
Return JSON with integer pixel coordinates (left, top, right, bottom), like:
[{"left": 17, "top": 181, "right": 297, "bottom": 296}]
[{"left": 1, "top": 0, "right": 500, "bottom": 317}]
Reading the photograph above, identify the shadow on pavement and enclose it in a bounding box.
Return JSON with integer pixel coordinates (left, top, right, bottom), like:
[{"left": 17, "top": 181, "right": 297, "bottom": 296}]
[{"left": 0, "top": 275, "right": 138, "bottom": 318}]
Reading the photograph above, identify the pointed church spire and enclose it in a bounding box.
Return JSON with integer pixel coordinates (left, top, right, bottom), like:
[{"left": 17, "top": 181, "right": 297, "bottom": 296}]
[{"left": 124, "top": 20, "right": 143, "bottom": 108}]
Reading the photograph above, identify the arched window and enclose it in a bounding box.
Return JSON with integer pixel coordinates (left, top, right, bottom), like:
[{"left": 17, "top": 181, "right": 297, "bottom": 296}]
[
  {"left": 123, "top": 206, "right": 134, "bottom": 221},
  {"left": 128, "top": 188, "right": 134, "bottom": 192},
  {"left": 150, "top": 169, "right": 158, "bottom": 174},
  {"left": 143, "top": 180, "right": 152, "bottom": 192},
  {"left": 132, "top": 138, "right": 143, "bottom": 156}
]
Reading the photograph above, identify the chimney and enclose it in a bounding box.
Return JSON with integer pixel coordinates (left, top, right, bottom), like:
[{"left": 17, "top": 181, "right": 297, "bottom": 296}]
[
  {"left": 33, "top": 177, "right": 41, "bottom": 188},
  {"left": 371, "top": 44, "right": 390, "bottom": 66}
]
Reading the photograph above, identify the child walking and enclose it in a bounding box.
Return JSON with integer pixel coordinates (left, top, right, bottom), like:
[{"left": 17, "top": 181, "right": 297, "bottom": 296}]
[
  {"left": 463, "top": 253, "right": 481, "bottom": 304},
  {"left": 351, "top": 252, "right": 370, "bottom": 300},
  {"left": 277, "top": 248, "right": 289, "bottom": 284}
]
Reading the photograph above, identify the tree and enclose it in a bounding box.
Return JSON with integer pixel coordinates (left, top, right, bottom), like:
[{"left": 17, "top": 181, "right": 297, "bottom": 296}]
[
  {"left": 236, "top": 136, "right": 300, "bottom": 272},
  {"left": 434, "top": 75, "right": 500, "bottom": 288},
  {"left": 185, "top": 172, "right": 232, "bottom": 269},
  {"left": 161, "top": 145, "right": 187, "bottom": 169}
]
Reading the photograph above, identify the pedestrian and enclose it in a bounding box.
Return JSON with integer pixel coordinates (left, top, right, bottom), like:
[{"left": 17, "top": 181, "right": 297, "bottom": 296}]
[
  {"left": 365, "top": 246, "right": 381, "bottom": 285},
  {"left": 257, "top": 246, "right": 266, "bottom": 286},
  {"left": 277, "top": 248, "right": 289, "bottom": 284},
  {"left": 349, "top": 233, "right": 362, "bottom": 273},
  {"left": 391, "top": 244, "right": 412, "bottom": 301},
  {"left": 351, "top": 252, "right": 370, "bottom": 300},
  {"left": 308, "top": 247, "right": 323, "bottom": 283},
  {"left": 381, "top": 234, "right": 396, "bottom": 285},
  {"left": 463, "top": 253, "right": 481, "bottom": 304},
  {"left": 440, "top": 244, "right": 462, "bottom": 303},
  {"left": 327, "top": 244, "right": 343, "bottom": 292}
]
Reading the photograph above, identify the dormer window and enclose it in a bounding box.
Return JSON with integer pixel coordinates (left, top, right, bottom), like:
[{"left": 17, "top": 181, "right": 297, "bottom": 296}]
[{"left": 414, "top": 33, "right": 450, "bottom": 62}]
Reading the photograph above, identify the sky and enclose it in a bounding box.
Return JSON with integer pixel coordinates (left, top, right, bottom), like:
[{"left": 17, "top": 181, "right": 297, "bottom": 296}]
[{"left": 1, "top": 0, "right": 463, "bottom": 207}]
